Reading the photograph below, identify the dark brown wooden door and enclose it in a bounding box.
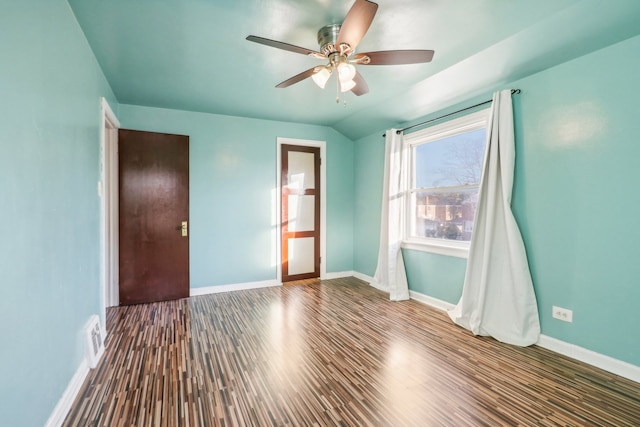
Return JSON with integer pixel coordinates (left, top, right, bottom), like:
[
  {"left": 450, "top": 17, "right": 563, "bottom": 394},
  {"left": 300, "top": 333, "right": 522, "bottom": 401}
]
[
  {"left": 118, "top": 129, "right": 189, "bottom": 305},
  {"left": 281, "top": 144, "right": 320, "bottom": 282}
]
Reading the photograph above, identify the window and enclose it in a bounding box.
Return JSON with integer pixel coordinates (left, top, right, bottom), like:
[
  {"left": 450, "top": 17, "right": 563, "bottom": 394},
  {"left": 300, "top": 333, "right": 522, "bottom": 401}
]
[{"left": 403, "top": 109, "right": 489, "bottom": 257}]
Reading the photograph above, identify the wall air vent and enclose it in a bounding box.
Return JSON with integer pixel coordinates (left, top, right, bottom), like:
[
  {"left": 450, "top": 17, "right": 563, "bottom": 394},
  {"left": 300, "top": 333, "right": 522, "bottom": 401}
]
[{"left": 84, "top": 315, "right": 105, "bottom": 369}]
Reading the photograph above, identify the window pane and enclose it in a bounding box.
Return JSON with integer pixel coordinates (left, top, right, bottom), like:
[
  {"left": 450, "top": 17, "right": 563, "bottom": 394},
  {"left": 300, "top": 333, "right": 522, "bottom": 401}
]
[
  {"left": 410, "top": 190, "right": 478, "bottom": 241},
  {"left": 414, "top": 128, "right": 485, "bottom": 188}
]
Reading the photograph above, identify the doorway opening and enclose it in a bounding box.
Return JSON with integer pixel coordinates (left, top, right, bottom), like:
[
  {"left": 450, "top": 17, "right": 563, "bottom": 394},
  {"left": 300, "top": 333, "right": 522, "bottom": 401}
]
[{"left": 99, "top": 98, "right": 120, "bottom": 331}]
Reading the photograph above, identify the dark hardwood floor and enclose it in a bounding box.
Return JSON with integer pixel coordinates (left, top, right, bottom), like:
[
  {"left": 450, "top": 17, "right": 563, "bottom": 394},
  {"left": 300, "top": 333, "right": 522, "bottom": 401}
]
[{"left": 64, "top": 277, "right": 640, "bottom": 426}]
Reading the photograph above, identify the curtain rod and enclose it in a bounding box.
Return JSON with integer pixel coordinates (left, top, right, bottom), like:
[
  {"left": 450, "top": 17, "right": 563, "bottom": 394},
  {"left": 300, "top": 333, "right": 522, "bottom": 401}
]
[{"left": 383, "top": 89, "right": 521, "bottom": 138}]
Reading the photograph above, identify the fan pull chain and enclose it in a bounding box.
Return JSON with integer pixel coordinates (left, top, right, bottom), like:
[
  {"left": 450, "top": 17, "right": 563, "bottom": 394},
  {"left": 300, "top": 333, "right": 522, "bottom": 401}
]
[{"left": 334, "top": 74, "right": 348, "bottom": 107}]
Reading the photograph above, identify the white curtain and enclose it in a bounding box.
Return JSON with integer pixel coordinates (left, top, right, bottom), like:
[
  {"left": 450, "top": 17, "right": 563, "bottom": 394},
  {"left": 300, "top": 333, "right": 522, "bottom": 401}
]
[
  {"left": 448, "top": 90, "right": 540, "bottom": 346},
  {"left": 371, "top": 129, "right": 410, "bottom": 301}
]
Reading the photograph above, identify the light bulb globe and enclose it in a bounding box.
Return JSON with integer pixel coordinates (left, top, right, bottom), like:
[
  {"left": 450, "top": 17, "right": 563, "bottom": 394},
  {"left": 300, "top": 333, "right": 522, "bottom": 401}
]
[
  {"left": 312, "top": 67, "right": 331, "bottom": 89},
  {"left": 340, "top": 79, "right": 356, "bottom": 93},
  {"left": 337, "top": 63, "right": 356, "bottom": 83}
]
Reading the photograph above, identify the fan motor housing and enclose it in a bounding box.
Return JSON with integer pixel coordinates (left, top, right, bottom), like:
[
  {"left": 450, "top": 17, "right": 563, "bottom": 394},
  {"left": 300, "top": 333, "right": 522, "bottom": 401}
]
[{"left": 317, "top": 24, "right": 341, "bottom": 56}]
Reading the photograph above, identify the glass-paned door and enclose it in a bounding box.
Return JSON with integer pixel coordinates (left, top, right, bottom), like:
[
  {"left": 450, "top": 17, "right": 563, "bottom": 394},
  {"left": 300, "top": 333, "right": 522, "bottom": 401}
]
[{"left": 281, "top": 144, "right": 320, "bottom": 282}]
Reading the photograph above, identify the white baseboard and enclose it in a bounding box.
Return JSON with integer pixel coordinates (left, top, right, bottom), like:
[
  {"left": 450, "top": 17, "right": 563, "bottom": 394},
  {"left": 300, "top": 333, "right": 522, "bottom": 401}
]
[
  {"left": 409, "top": 290, "right": 456, "bottom": 311},
  {"left": 45, "top": 358, "right": 90, "bottom": 427},
  {"left": 408, "top": 289, "right": 640, "bottom": 384},
  {"left": 190, "top": 279, "right": 280, "bottom": 296},
  {"left": 323, "top": 271, "right": 355, "bottom": 280},
  {"left": 368, "top": 282, "right": 387, "bottom": 292},
  {"left": 352, "top": 271, "right": 373, "bottom": 283},
  {"left": 353, "top": 271, "right": 388, "bottom": 292},
  {"left": 536, "top": 335, "right": 640, "bottom": 383},
  {"left": 191, "top": 273, "right": 377, "bottom": 294},
  {"left": 352, "top": 271, "right": 377, "bottom": 285}
]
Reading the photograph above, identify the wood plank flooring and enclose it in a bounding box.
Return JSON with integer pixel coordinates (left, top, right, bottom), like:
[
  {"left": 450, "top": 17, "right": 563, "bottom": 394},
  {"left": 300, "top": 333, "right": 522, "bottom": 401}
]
[{"left": 63, "top": 277, "right": 640, "bottom": 426}]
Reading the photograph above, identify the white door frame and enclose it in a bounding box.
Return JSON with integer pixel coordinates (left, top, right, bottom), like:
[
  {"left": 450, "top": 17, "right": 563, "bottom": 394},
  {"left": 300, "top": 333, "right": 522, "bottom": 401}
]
[
  {"left": 276, "top": 137, "right": 327, "bottom": 283},
  {"left": 99, "top": 98, "right": 120, "bottom": 332}
]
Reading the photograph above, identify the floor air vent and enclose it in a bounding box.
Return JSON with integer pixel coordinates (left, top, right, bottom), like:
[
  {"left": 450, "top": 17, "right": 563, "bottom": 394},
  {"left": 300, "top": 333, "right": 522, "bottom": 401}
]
[{"left": 84, "top": 315, "right": 105, "bottom": 369}]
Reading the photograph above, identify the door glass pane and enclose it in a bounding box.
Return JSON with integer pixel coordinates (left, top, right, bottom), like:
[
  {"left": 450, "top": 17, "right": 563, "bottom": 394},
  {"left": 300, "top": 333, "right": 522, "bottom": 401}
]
[
  {"left": 288, "top": 237, "right": 315, "bottom": 275},
  {"left": 287, "top": 151, "right": 315, "bottom": 190},
  {"left": 287, "top": 195, "right": 315, "bottom": 232}
]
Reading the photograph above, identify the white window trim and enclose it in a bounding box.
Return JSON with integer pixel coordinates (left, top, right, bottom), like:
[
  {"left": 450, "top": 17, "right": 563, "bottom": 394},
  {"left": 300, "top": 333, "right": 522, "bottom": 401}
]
[
  {"left": 402, "top": 239, "right": 469, "bottom": 258},
  {"left": 402, "top": 108, "right": 490, "bottom": 259}
]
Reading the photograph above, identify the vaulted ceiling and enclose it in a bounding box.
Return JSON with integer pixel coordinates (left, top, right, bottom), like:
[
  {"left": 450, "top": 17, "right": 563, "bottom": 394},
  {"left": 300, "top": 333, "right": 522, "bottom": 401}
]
[{"left": 68, "top": 0, "right": 640, "bottom": 140}]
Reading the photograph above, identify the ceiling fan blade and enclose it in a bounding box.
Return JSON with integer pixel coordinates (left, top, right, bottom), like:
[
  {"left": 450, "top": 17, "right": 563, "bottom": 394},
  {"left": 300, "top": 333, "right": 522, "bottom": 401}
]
[
  {"left": 355, "top": 50, "right": 435, "bottom": 65},
  {"left": 246, "top": 35, "right": 323, "bottom": 57},
  {"left": 276, "top": 67, "right": 318, "bottom": 88},
  {"left": 351, "top": 71, "right": 369, "bottom": 96},
  {"left": 336, "top": 0, "right": 379, "bottom": 51}
]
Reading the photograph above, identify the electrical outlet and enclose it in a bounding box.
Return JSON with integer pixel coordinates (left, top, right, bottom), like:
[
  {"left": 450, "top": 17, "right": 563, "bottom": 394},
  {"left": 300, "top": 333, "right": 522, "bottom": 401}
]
[{"left": 552, "top": 306, "right": 573, "bottom": 323}]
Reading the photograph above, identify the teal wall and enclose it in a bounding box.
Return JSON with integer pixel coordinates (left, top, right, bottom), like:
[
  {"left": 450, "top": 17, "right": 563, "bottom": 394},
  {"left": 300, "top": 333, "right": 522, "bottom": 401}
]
[
  {"left": 118, "top": 105, "right": 355, "bottom": 287},
  {"left": 353, "top": 132, "right": 385, "bottom": 276},
  {"left": 0, "top": 1, "right": 117, "bottom": 426},
  {"left": 512, "top": 34, "right": 640, "bottom": 365},
  {"left": 402, "top": 250, "right": 467, "bottom": 303},
  {"left": 353, "top": 34, "right": 640, "bottom": 367}
]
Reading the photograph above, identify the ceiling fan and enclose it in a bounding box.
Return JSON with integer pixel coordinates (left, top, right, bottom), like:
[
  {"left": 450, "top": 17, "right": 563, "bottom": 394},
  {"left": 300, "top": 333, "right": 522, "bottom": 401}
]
[{"left": 246, "top": 0, "right": 434, "bottom": 97}]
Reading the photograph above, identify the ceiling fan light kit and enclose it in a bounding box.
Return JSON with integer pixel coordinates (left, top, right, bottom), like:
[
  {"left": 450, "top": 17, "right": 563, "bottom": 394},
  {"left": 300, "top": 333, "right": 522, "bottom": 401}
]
[{"left": 246, "top": 0, "right": 434, "bottom": 98}]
